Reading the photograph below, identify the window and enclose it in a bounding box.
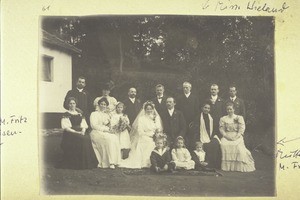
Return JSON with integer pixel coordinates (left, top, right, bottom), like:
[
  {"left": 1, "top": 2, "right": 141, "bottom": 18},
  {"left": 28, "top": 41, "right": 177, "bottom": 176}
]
[{"left": 41, "top": 55, "right": 53, "bottom": 82}]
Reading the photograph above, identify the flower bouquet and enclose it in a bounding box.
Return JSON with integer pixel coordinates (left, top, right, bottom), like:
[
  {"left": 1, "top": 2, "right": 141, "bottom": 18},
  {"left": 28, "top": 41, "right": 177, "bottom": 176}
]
[{"left": 112, "top": 114, "right": 130, "bottom": 133}]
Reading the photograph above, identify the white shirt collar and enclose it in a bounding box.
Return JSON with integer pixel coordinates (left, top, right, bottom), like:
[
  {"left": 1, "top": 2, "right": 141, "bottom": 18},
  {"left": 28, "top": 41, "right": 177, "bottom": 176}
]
[
  {"left": 184, "top": 92, "right": 191, "bottom": 98},
  {"left": 129, "top": 97, "right": 135, "bottom": 103},
  {"left": 157, "top": 96, "right": 163, "bottom": 103},
  {"left": 211, "top": 95, "right": 218, "bottom": 101},
  {"left": 168, "top": 108, "right": 175, "bottom": 116},
  {"left": 231, "top": 96, "right": 237, "bottom": 101},
  {"left": 154, "top": 147, "right": 167, "bottom": 156},
  {"left": 77, "top": 88, "right": 83, "bottom": 92}
]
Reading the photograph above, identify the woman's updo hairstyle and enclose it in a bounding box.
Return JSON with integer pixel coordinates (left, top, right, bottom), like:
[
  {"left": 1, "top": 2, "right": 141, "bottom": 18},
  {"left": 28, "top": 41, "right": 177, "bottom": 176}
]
[
  {"left": 98, "top": 97, "right": 109, "bottom": 106},
  {"left": 225, "top": 102, "right": 234, "bottom": 109},
  {"left": 66, "top": 97, "right": 77, "bottom": 105},
  {"left": 143, "top": 101, "right": 155, "bottom": 110}
]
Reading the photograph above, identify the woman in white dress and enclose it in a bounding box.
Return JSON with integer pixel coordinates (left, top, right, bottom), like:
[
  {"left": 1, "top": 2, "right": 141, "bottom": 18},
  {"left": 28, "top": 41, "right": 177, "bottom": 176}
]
[
  {"left": 219, "top": 102, "right": 255, "bottom": 172},
  {"left": 120, "top": 101, "right": 163, "bottom": 169},
  {"left": 90, "top": 97, "right": 121, "bottom": 169},
  {"left": 93, "top": 86, "right": 117, "bottom": 113}
]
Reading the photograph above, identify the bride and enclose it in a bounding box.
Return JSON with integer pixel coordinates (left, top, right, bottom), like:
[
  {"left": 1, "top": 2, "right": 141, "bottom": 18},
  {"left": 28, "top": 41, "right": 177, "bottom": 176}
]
[{"left": 119, "top": 101, "right": 163, "bottom": 169}]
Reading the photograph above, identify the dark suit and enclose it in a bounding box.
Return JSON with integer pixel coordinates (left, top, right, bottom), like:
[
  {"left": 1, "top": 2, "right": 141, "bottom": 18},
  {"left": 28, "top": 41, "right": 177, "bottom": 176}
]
[
  {"left": 63, "top": 88, "right": 92, "bottom": 117},
  {"left": 161, "top": 109, "right": 186, "bottom": 148},
  {"left": 176, "top": 92, "right": 200, "bottom": 150},
  {"left": 123, "top": 98, "right": 142, "bottom": 125},
  {"left": 151, "top": 96, "right": 167, "bottom": 118},
  {"left": 206, "top": 96, "right": 225, "bottom": 138},
  {"left": 224, "top": 97, "right": 246, "bottom": 119}
]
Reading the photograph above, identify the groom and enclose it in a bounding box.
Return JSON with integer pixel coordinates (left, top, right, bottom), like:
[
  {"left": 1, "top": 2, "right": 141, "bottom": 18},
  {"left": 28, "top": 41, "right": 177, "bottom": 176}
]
[{"left": 161, "top": 97, "right": 186, "bottom": 149}]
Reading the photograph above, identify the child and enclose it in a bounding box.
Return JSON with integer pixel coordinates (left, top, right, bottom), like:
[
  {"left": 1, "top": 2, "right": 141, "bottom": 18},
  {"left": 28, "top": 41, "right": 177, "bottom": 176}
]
[
  {"left": 110, "top": 102, "right": 131, "bottom": 159},
  {"left": 191, "top": 142, "right": 209, "bottom": 170},
  {"left": 150, "top": 132, "right": 175, "bottom": 173},
  {"left": 171, "top": 136, "right": 195, "bottom": 170},
  {"left": 192, "top": 141, "right": 221, "bottom": 173}
]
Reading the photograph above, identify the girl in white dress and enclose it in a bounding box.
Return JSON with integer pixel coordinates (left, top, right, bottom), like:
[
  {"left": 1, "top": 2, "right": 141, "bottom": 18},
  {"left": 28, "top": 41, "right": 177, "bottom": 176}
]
[
  {"left": 219, "top": 102, "right": 255, "bottom": 172},
  {"left": 90, "top": 97, "right": 121, "bottom": 169},
  {"left": 171, "top": 136, "right": 195, "bottom": 170},
  {"left": 110, "top": 102, "right": 131, "bottom": 159},
  {"left": 119, "top": 101, "right": 163, "bottom": 169}
]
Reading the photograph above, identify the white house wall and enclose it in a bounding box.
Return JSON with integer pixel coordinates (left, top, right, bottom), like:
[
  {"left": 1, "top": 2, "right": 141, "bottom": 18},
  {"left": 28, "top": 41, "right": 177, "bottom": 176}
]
[{"left": 39, "top": 46, "right": 72, "bottom": 113}]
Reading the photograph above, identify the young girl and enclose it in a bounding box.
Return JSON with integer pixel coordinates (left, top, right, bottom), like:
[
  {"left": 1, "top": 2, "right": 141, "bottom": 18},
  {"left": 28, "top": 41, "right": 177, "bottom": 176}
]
[
  {"left": 171, "top": 136, "right": 195, "bottom": 170},
  {"left": 110, "top": 102, "right": 131, "bottom": 159},
  {"left": 150, "top": 132, "right": 175, "bottom": 173}
]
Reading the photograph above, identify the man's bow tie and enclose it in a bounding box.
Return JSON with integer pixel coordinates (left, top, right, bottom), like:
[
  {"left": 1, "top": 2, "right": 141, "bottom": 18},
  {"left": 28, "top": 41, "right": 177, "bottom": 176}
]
[{"left": 157, "top": 97, "right": 163, "bottom": 99}]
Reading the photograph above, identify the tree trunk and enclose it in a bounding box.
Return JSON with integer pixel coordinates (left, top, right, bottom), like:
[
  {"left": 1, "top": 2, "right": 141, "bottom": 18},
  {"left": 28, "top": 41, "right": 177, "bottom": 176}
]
[{"left": 119, "top": 34, "right": 124, "bottom": 73}]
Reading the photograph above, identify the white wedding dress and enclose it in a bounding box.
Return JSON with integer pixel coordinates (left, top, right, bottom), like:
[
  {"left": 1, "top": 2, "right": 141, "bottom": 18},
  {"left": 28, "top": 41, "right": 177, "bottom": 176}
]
[{"left": 119, "top": 108, "right": 163, "bottom": 169}]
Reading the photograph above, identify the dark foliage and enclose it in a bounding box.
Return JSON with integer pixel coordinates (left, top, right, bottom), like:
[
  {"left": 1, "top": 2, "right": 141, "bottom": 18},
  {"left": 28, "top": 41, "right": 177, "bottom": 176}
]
[{"left": 42, "top": 16, "right": 275, "bottom": 152}]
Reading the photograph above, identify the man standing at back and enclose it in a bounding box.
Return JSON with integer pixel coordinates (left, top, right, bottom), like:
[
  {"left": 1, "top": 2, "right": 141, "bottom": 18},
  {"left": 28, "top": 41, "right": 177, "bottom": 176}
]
[
  {"left": 63, "top": 76, "right": 91, "bottom": 118},
  {"left": 225, "top": 86, "right": 246, "bottom": 119},
  {"left": 177, "top": 81, "right": 200, "bottom": 150},
  {"left": 206, "top": 84, "right": 225, "bottom": 139},
  {"left": 151, "top": 84, "right": 167, "bottom": 118},
  {"left": 123, "top": 87, "right": 142, "bottom": 125}
]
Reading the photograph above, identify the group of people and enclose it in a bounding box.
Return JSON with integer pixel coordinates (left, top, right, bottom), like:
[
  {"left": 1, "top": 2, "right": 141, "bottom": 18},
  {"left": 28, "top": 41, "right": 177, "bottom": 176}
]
[{"left": 59, "top": 76, "right": 255, "bottom": 173}]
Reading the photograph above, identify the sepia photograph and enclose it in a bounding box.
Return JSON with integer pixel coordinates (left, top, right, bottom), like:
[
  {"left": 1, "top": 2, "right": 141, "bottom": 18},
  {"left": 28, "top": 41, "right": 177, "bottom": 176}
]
[{"left": 39, "top": 15, "right": 275, "bottom": 196}]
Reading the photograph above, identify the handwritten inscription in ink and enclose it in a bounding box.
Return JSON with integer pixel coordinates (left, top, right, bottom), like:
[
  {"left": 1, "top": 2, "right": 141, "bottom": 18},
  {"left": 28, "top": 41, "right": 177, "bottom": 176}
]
[
  {"left": 201, "top": 0, "right": 289, "bottom": 13},
  {"left": 276, "top": 137, "right": 300, "bottom": 171},
  {"left": 0, "top": 115, "right": 28, "bottom": 145}
]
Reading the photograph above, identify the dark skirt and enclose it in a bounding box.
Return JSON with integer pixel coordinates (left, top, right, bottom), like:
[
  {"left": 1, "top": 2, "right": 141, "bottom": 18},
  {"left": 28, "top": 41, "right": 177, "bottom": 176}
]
[
  {"left": 203, "top": 138, "right": 222, "bottom": 169},
  {"left": 60, "top": 131, "right": 97, "bottom": 170}
]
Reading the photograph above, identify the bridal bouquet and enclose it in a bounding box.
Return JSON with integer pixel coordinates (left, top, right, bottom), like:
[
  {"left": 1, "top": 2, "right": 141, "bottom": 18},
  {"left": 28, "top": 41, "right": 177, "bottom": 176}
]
[{"left": 112, "top": 115, "right": 130, "bottom": 133}]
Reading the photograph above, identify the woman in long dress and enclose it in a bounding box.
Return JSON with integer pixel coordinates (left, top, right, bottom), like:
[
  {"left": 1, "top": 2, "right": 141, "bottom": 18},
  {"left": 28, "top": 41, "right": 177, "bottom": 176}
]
[
  {"left": 90, "top": 97, "right": 121, "bottom": 169},
  {"left": 191, "top": 103, "right": 222, "bottom": 169},
  {"left": 60, "top": 97, "right": 97, "bottom": 169},
  {"left": 120, "top": 101, "right": 163, "bottom": 169},
  {"left": 219, "top": 102, "right": 255, "bottom": 172}
]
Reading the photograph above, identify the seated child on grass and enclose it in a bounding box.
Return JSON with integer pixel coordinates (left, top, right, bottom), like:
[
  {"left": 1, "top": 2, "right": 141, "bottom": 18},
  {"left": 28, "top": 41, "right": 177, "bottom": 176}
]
[
  {"left": 191, "top": 141, "right": 219, "bottom": 172},
  {"left": 150, "top": 133, "right": 175, "bottom": 173},
  {"left": 171, "top": 136, "right": 195, "bottom": 170}
]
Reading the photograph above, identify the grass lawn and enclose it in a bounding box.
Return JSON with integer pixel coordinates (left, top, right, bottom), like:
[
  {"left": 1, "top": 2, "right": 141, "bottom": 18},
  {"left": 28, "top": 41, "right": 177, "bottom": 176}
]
[{"left": 40, "top": 131, "right": 275, "bottom": 196}]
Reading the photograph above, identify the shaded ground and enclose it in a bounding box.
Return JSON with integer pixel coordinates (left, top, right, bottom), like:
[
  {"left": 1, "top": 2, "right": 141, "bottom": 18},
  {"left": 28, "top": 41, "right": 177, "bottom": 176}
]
[{"left": 40, "top": 130, "right": 275, "bottom": 196}]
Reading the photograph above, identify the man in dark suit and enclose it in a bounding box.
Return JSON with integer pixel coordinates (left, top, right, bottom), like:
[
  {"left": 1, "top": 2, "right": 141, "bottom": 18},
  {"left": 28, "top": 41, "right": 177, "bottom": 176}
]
[
  {"left": 176, "top": 82, "right": 200, "bottom": 150},
  {"left": 224, "top": 86, "right": 246, "bottom": 119},
  {"left": 206, "top": 84, "right": 225, "bottom": 139},
  {"left": 151, "top": 84, "right": 167, "bottom": 118},
  {"left": 123, "top": 87, "right": 142, "bottom": 125},
  {"left": 161, "top": 97, "right": 186, "bottom": 148},
  {"left": 63, "top": 76, "right": 92, "bottom": 118}
]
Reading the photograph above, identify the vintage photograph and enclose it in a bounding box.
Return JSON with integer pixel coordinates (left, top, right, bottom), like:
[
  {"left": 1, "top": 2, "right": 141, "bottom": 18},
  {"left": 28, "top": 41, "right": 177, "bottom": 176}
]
[{"left": 39, "top": 15, "right": 275, "bottom": 196}]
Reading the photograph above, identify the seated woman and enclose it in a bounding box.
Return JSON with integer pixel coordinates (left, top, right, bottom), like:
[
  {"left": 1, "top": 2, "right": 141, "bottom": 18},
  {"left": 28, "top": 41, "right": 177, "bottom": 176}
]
[
  {"left": 190, "top": 103, "right": 222, "bottom": 169},
  {"left": 219, "top": 102, "right": 255, "bottom": 172},
  {"left": 60, "top": 97, "right": 97, "bottom": 170},
  {"left": 90, "top": 97, "right": 121, "bottom": 169}
]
